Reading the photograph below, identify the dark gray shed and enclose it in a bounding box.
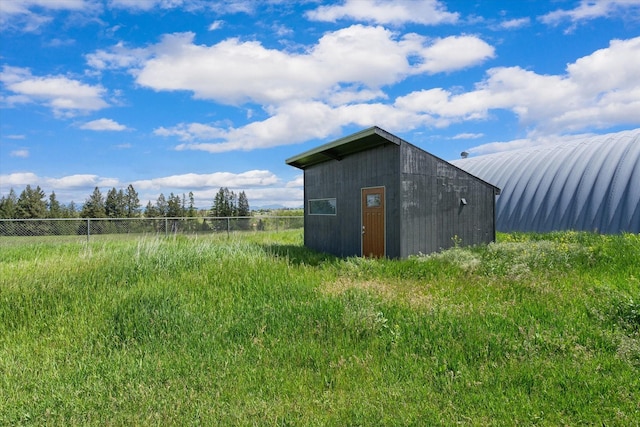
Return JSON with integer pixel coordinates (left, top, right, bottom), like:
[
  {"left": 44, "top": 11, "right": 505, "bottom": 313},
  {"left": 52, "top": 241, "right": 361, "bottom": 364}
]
[{"left": 286, "top": 126, "right": 501, "bottom": 258}]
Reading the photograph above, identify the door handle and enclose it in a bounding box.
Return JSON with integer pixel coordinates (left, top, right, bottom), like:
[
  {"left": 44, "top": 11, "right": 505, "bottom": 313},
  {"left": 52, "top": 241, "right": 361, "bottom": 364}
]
[{"left": 362, "top": 225, "right": 365, "bottom": 235}]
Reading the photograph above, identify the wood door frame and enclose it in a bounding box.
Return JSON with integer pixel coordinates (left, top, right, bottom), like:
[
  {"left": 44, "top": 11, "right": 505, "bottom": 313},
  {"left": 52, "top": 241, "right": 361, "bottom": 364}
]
[{"left": 361, "top": 186, "right": 386, "bottom": 257}]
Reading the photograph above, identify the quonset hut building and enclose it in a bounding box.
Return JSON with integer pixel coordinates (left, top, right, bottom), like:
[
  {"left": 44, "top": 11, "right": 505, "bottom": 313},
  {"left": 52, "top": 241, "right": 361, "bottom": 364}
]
[
  {"left": 452, "top": 129, "right": 640, "bottom": 234},
  {"left": 286, "top": 127, "right": 500, "bottom": 258}
]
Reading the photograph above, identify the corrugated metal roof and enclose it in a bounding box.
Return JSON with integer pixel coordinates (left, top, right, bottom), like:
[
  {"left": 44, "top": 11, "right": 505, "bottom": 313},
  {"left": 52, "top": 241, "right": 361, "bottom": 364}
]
[
  {"left": 285, "top": 126, "right": 402, "bottom": 169},
  {"left": 452, "top": 129, "right": 640, "bottom": 233}
]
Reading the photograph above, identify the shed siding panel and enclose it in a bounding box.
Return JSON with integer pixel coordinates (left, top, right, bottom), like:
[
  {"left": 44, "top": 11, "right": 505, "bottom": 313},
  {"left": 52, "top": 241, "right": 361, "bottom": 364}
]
[
  {"left": 303, "top": 143, "right": 400, "bottom": 258},
  {"left": 400, "top": 143, "right": 495, "bottom": 257},
  {"left": 303, "top": 161, "right": 342, "bottom": 255}
]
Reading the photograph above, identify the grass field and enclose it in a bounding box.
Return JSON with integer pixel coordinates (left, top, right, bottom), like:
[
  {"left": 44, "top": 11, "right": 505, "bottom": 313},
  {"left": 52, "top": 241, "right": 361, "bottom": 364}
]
[{"left": 1, "top": 230, "right": 639, "bottom": 425}]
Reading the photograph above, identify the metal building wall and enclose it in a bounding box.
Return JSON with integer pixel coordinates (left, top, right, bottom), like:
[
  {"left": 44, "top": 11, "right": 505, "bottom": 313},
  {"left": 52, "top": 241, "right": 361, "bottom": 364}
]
[
  {"left": 400, "top": 142, "right": 497, "bottom": 257},
  {"left": 303, "top": 143, "right": 401, "bottom": 258},
  {"left": 452, "top": 129, "right": 640, "bottom": 233}
]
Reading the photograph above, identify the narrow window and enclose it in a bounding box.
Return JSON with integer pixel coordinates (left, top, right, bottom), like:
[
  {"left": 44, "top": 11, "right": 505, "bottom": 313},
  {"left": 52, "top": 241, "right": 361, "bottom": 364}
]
[{"left": 309, "top": 198, "right": 337, "bottom": 215}]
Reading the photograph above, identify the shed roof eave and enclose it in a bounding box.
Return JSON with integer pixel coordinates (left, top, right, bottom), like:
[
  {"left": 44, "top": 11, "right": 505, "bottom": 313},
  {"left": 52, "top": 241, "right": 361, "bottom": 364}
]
[{"left": 285, "top": 126, "right": 402, "bottom": 169}]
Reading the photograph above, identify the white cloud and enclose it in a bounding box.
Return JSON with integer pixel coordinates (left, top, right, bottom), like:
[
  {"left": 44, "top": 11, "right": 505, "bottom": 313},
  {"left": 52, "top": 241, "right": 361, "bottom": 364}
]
[
  {"left": 409, "top": 35, "right": 495, "bottom": 74},
  {"left": 0, "top": 171, "right": 276, "bottom": 193},
  {"left": 94, "top": 27, "right": 493, "bottom": 107},
  {"left": 208, "top": 0, "right": 255, "bottom": 15},
  {"left": 48, "top": 174, "right": 102, "bottom": 188},
  {"left": 108, "top": 0, "right": 161, "bottom": 10},
  {"left": 165, "top": 101, "right": 341, "bottom": 152},
  {"left": 108, "top": 0, "right": 192, "bottom": 11},
  {"left": 108, "top": 0, "right": 251, "bottom": 13},
  {"left": 80, "top": 118, "right": 128, "bottom": 131},
  {"left": 498, "top": 17, "right": 530, "bottom": 29},
  {"left": 208, "top": 20, "right": 224, "bottom": 31},
  {"left": 5, "top": 0, "right": 91, "bottom": 12},
  {"left": 46, "top": 38, "right": 76, "bottom": 47},
  {"left": 0, "top": 172, "right": 39, "bottom": 187},
  {"left": 156, "top": 36, "right": 640, "bottom": 154},
  {"left": 10, "top": 149, "right": 30, "bottom": 158},
  {"left": 394, "top": 37, "right": 640, "bottom": 134},
  {"left": 164, "top": 99, "right": 436, "bottom": 153},
  {"left": 306, "top": 0, "right": 459, "bottom": 25},
  {"left": 0, "top": 0, "right": 100, "bottom": 32},
  {"left": 0, "top": 173, "right": 120, "bottom": 192},
  {"left": 452, "top": 133, "right": 483, "bottom": 140},
  {"left": 79, "top": 15, "right": 638, "bottom": 156},
  {"left": 132, "top": 170, "right": 279, "bottom": 191},
  {"left": 0, "top": 66, "right": 109, "bottom": 117},
  {"left": 155, "top": 122, "right": 226, "bottom": 141},
  {"left": 6, "top": 134, "right": 26, "bottom": 140},
  {"left": 85, "top": 42, "right": 150, "bottom": 70},
  {"left": 241, "top": 187, "right": 304, "bottom": 208},
  {"left": 540, "top": 0, "right": 640, "bottom": 29},
  {"left": 271, "top": 23, "right": 293, "bottom": 38},
  {"left": 285, "top": 175, "right": 303, "bottom": 188}
]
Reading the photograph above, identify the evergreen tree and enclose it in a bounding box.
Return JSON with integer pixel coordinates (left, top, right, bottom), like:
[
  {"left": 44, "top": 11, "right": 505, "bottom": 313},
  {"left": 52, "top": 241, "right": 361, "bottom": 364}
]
[
  {"left": 228, "top": 189, "right": 237, "bottom": 216},
  {"left": 0, "top": 188, "right": 18, "bottom": 218},
  {"left": 65, "top": 201, "right": 78, "bottom": 218},
  {"left": 211, "top": 188, "right": 222, "bottom": 217},
  {"left": 125, "top": 184, "right": 141, "bottom": 218},
  {"left": 81, "top": 187, "right": 106, "bottom": 218},
  {"left": 167, "top": 193, "right": 183, "bottom": 217},
  {"left": 47, "top": 191, "right": 62, "bottom": 218},
  {"left": 117, "top": 189, "right": 126, "bottom": 216},
  {"left": 236, "top": 191, "right": 251, "bottom": 230},
  {"left": 211, "top": 187, "right": 226, "bottom": 217},
  {"left": 105, "top": 187, "right": 122, "bottom": 218},
  {"left": 144, "top": 201, "right": 158, "bottom": 218},
  {"left": 237, "top": 191, "right": 250, "bottom": 217},
  {"left": 187, "top": 191, "right": 196, "bottom": 217},
  {"left": 182, "top": 193, "right": 187, "bottom": 215},
  {"left": 155, "top": 193, "right": 168, "bottom": 217},
  {"left": 16, "top": 185, "right": 47, "bottom": 219},
  {"left": 211, "top": 187, "right": 237, "bottom": 217},
  {"left": 103, "top": 187, "right": 127, "bottom": 218}
]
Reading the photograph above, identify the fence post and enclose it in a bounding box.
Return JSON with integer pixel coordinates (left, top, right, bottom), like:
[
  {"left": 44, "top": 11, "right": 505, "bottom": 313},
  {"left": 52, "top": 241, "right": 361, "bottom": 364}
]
[
  {"left": 87, "top": 218, "right": 90, "bottom": 243},
  {"left": 165, "top": 218, "right": 168, "bottom": 237},
  {"left": 227, "top": 217, "right": 230, "bottom": 237}
]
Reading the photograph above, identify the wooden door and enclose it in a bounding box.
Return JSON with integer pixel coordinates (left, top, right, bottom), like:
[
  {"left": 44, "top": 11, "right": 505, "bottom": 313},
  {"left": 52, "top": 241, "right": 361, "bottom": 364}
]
[{"left": 362, "top": 187, "right": 385, "bottom": 257}]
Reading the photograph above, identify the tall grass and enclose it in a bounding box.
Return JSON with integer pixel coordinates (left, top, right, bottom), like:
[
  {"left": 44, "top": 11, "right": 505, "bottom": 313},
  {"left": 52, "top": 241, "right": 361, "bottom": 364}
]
[{"left": 1, "top": 230, "right": 638, "bottom": 425}]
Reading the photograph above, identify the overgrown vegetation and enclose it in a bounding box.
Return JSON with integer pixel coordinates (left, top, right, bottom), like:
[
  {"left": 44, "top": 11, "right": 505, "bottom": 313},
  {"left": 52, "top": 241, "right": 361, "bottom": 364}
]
[{"left": 1, "top": 231, "right": 638, "bottom": 425}]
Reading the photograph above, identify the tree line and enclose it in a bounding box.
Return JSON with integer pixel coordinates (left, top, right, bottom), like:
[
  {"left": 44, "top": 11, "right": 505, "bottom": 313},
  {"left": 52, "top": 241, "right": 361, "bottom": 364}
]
[{"left": 0, "top": 185, "right": 250, "bottom": 219}]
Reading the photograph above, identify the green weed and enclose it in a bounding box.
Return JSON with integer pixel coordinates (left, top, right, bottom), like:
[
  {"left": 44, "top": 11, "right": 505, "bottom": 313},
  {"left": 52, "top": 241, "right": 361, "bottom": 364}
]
[{"left": 0, "top": 230, "right": 638, "bottom": 425}]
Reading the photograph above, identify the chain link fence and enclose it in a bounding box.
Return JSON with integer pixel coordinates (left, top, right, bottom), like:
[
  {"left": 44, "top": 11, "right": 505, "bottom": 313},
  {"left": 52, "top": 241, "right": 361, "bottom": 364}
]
[{"left": 0, "top": 216, "right": 303, "bottom": 245}]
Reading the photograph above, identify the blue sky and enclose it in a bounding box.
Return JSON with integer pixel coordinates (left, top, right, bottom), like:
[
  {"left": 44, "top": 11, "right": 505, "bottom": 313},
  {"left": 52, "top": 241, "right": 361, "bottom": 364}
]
[{"left": 1, "top": 0, "right": 639, "bottom": 209}]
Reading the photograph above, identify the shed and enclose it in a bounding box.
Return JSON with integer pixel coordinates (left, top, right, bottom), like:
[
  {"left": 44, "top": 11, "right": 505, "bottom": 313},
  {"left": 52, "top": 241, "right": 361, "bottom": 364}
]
[{"left": 286, "top": 126, "right": 501, "bottom": 258}]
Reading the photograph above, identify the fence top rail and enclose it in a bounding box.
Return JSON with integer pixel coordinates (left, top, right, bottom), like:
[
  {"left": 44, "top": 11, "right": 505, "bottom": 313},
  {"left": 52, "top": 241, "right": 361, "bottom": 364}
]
[{"left": 0, "top": 215, "right": 303, "bottom": 222}]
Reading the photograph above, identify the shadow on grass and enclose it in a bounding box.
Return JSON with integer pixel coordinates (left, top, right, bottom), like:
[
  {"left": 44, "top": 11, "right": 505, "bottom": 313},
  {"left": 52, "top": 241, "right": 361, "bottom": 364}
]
[{"left": 260, "top": 243, "right": 339, "bottom": 266}]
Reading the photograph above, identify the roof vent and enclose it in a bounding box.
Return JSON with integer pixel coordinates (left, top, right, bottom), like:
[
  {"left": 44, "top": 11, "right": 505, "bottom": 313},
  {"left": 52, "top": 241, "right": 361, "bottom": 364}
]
[{"left": 460, "top": 151, "right": 469, "bottom": 159}]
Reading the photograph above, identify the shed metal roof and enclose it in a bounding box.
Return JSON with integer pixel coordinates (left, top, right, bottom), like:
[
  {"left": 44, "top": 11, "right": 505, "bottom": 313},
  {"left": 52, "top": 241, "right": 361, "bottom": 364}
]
[{"left": 285, "top": 126, "right": 402, "bottom": 169}]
